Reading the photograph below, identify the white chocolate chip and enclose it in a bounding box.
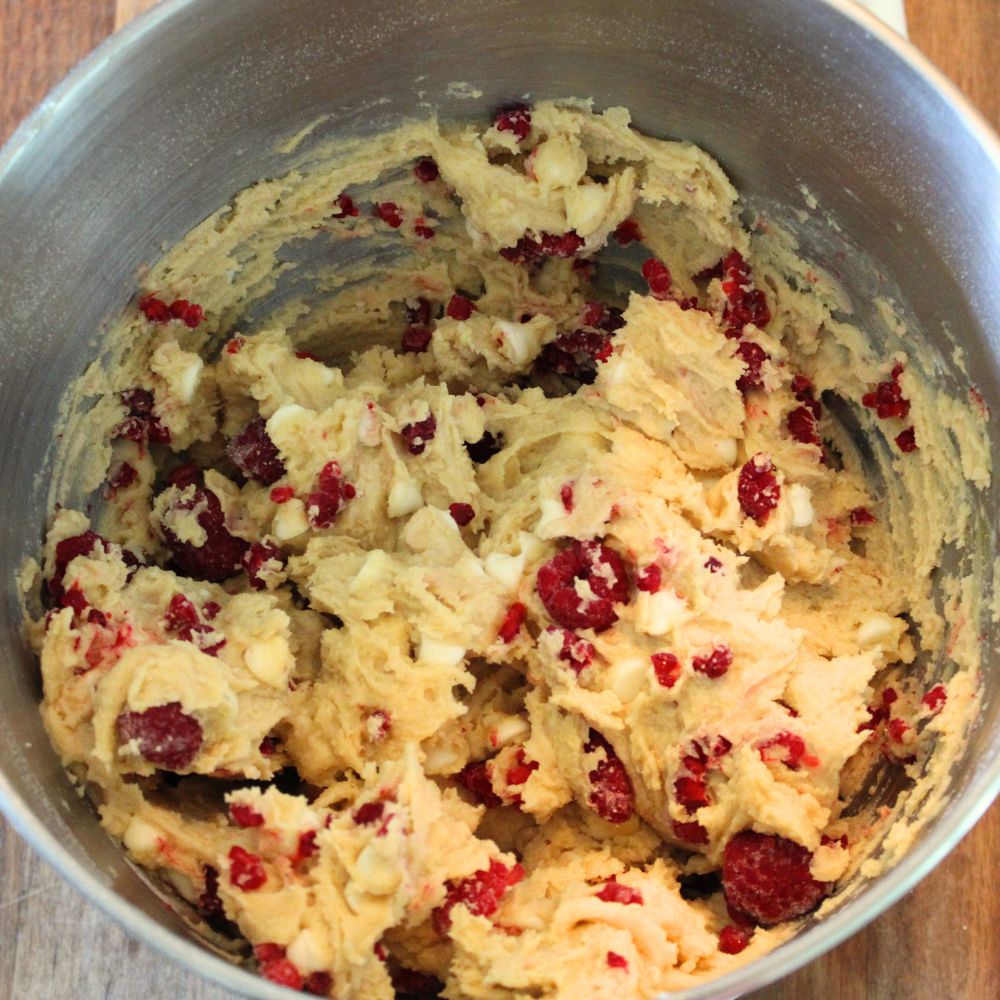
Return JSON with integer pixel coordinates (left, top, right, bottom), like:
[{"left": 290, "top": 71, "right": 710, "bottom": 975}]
[
  {"left": 536, "top": 497, "right": 568, "bottom": 538},
  {"left": 418, "top": 634, "right": 467, "bottom": 669},
  {"left": 351, "top": 550, "right": 393, "bottom": 593},
  {"left": 564, "top": 183, "right": 611, "bottom": 237},
  {"left": 531, "top": 135, "right": 587, "bottom": 191},
  {"left": 266, "top": 403, "right": 307, "bottom": 437},
  {"left": 273, "top": 498, "right": 309, "bottom": 540},
  {"left": 423, "top": 746, "right": 462, "bottom": 773},
  {"left": 788, "top": 483, "right": 815, "bottom": 528},
  {"left": 634, "top": 589, "right": 688, "bottom": 636},
  {"left": 355, "top": 839, "right": 402, "bottom": 896},
  {"left": 287, "top": 928, "right": 330, "bottom": 975},
  {"left": 495, "top": 320, "right": 535, "bottom": 366},
  {"left": 606, "top": 655, "right": 648, "bottom": 703},
  {"left": 388, "top": 479, "right": 423, "bottom": 518},
  {"left": 484, "top": 552, "right": 525, "bottom": 591},
  {"left": 176, "top": 357, "right": 203, "bottom": 403},
  {"left": 857, "top": 613, "right": 896, "bottom": 647},
  {"left": 708, "top": 436, "right": 739, "bottom": 468},
  {"left": 123, "top": 816, "right": 163, "bottom": 858},
  {"left": 244, "top": 635, "right": 292, "bottom": 689},
  {"left": 491, "top": 713, "right": 531, "bottom": 747}
]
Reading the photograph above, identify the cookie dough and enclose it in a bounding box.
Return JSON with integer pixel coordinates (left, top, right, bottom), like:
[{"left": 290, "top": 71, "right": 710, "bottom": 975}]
[{"left": 26, "top": 101, "right": 989, "bottom": 998}]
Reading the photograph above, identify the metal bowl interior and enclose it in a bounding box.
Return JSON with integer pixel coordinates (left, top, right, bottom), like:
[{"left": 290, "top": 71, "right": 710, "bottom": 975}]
[{"left": 0, "top": 1, "right": 997, "bottom": 998}]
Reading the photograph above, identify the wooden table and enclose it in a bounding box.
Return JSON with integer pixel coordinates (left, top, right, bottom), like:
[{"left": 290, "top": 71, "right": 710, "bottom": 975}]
[{"left": 1, "top": 1, "right": 997, "bottom": 997}]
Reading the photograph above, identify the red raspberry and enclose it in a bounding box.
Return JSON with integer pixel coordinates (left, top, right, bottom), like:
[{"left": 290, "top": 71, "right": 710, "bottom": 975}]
[
  {"left": 757, "top": 731, "right": 819, "bottom": 770},
  {"left": 737, "top": 454, "right": 781, "bottom": 525},
  {"left": 116, "top": 702, "right": 203, "bottom": 771},
  {"left": 536, "top": 329, "right": 613, "bottom": 384},
  {"left": 449, "top": 502, "right": 475, "bottom": 526},
  {"left": 887, "top": 717, "right": 910, "bottom": 742},
  {"left": 735, "top": 341, "right": 769, "bottom": 394},
  {"left": 652, "top": 651, "right": 682, "bottom": 688},
  {"left": 612, "top": 218, "right": 642, "bottom": 245},
  {"left": 401, "top": 414, "right": 437, "bottom": 455},
  {"left": 230, "top": 803, "right": 265, "bottom": 828},
  {"left": 787, "top": 405, "right": 822, "bottom": 447},
  {"left": 354, "top": 801, "right": 386, "bottom": 826},
  {"left": 582, "top": 301, "right": 605, "bottom": 327},
  {"left": 303, "top": 971, "right": 333, "bottom": 995},
  {"left": 596, "top": 878, "right": 643, "bottom": 905},
  {"left": 446, "top": 294, "right": 475, "bottom": 320},
  {"left": 168, "top": 299, "right": 204, "bottom": 328},
  {"left": 159, "top": 487, "right": 249, "bottom": 581},
  {"left": 536, "top": 540, "right": 630, "bottom": 632},
  {"left": 414, "top": 158, "right": 439, "bottom": 182},
  {"left": 226, "top": 417, "right": 285, "bottom": 485},
  {"left": 260, "top": 958, "right": 302, "bottom": 989},
  {"left": 456, "top": 760, "right": 503, "bottom": 808},
  {"left": 332, "top": 193, "right": 359, "bottom": 218},
  {"left": 673, "top": 820, "right": 709, "bottom": 844},
  {"left": 922, "top": 684, "right": 947, "bottom": 713},
  {"left": 895, "top": 426, "right": 918, "bottom": 452},
  {"left": 374, "top": 201, "right": 404, "bottom": 228},
  {"left": 719, "top": 924, "right": 751, "bottom": 954},
  {"left": 202, "top": 599, "right": 221, "bottom": 619},
  {"left": 494, "top": 103, "right": 532, "bottom": 140},
  {"left": 862, "top": 363, "right": 910, "bottom": 419},
  {"left": 224, "top": 336, "right": 245, "bottom": 354},
  {"left": 242, "top": 541, "right": 282, "bottom": 590},
  {"left": 498, "top": 602, "right": 527, "bottom": 642},
  {"left": 636, "top": 563, "right": 662, "bottom": 593},
  {"left": 692, "top": 645, "right": 733, "bottom": 679},
  {"left": 722, "top": 831, "right": 828, "bottom": 925},
  {"left": 228, "top": 845, "right": 267, "bottom": 891},
  {"left": 719, "top": 250, "right": 771, "bottom": 338},
  {"left": 138, "top": 294, "right": 172, "bottom": 323},
  {"left": 432, "top": 859, "right": 525, "bottom": 936},
  {"left": 585, "top": 730, "right": 634, "bottom": 824},
  {"left": 641, "top": 258, "right": 672, "bottom": 299},
  {"left": 606, "top": 952, "right": 628, "bottom": 970},
  {"left": 306, "top": 461, "right": 355, "bottom": 528}
]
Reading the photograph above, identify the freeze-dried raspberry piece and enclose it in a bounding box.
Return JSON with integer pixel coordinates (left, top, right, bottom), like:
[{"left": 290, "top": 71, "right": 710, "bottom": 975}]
[
  {"left": 354, "top": 801, "right": 386, "bottom": 826},
  {"left": 332, "top": 193, "right": 359, "bottom": 218},
  {"left": 585, "top": 730, "right": 634, "bottom": 824},
  {"left": 138, "top": 294, "right": 172, "bottom": 323},
  {"left": 303, "top": 971, "right": 333, "bottom": 996},
  {"left": 116, "top": 702, "right": 203, "bottom": 771},
  {"left": 862, "top": 363, "right": 910, "bottom": 420},
  {"left": 596, "top": 878, "right": 643, "bottom": 905},
  {"left": 270, "top": 486, "right": 295, "bottom": 504},
  {"left": 737, "top": 454, "right": 781, "bottom": 525},
  {"left": 692, "top": 645, "right": 733, "bottom": 679},
  {"left": 465, "top": 430, "right": 503, "bottom": 464},
  {"left": 652, "top": 651, "right": 682, "bottom": 688},
  {"left": 606, "top": 952, "right": 628, "bottom": 970},
  {"left": 504, "top": 748, "right": 538, "bottom": 789},
  {"left": 641, "top": 258, "right": 672, "bottom": 299},
  {"left": 230, "top": 803, "right": 265, "bottom": 828},
  {"left": 674, "top": 775, "right": 710, "bottom": 813},
  {"left": 114, "top": 387, "right": 171, "bottom": 445},
  {"left": 536, "top": 540, "right": 630, "bottom": 632},
  {"left": 401, "top": 414, "right": 437, "bottom": 455},
  {"left": 719, "top": 924, "right": 751, "bottom": 954},
  {"left": 546, "top": 626, "right": 596, "bottom": 674},
  {"left": 242, "top": 541, "right": 282, "bottom": 590},
  {"left": 168, "top": 299, "right": 204, "bottom": 328},
  {"left": 895, "top": 426, "right": 918, "bottom": 452},
  {"left": 226, "top": 417, "right": 285, "bottom": 485},
  {"left": 719, "top": 250, "right": 771, "bottom": 338},
  {"left": 787, "top": 405, "right": 822, "bottom": 447},
  {"left": 613, "top": 218, "right": 642, "bottom": 245},
  {"left": 160, "top": 487, "right": 249, "bottom": 581},
  {"left": 922, "top": 684, "right": 947, "bottom": 713},
  {"left": 164, "top": 592, "right": 199, "bottom": 632},
  {"left": 306, "top": 461, "right": 355, "bottom": 529},
  {"left": 673, "top": 819, "right": 709, "bottom": 844},
  {"left": 722, "top": 831, "right": 828, "bottom": 925},
  {"left": 446, "top": 294, "right": 475, "bottom": 320},
  {"left": 414, "top": 158, "right": 439, "bottom": 182},
  {"left": 757, "top": 731, "right": 819, "bottom": 770},
  {"left": 498, "top": 602, "right": 527, "bottom": 642},
  {"left": 494, "top": 103, "right": 532, "bottom": 140},
  {"left": 47, "top": 531, "right": 109, "bottom": 603},
  {"left": 374, "top": 201, "right": 404, "bottom": 228},
  {"left": 432, "top": 859, "right": 525, "bottom": 936},
  {"left": 735, "top": 341, "right": 769, "bottom": 394},
  {"left": 636, "top": 563, "right": 662, "bottom": 593},
  {"left": 536, "top": 328, "right": 613, "bottom": 384},
  {"left": 228, "top": 845, "right": 267, "bottom": 891},
  {"left": 414, "top": 223, "right": 435, "bottom": 240},
  {"left": 449, "top": 502, "right": 475, "bottom": 526},
  {"left": 456, "top": 760, "right": 502, "bottom": 808}
]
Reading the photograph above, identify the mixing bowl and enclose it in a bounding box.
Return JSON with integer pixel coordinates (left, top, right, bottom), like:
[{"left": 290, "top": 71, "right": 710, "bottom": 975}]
[{"left": 0, "top": 0, "right": 997, "bottom": 997}]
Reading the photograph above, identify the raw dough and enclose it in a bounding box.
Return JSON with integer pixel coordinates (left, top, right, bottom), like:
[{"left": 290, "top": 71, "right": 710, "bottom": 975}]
[{"left": 26, "top": 101, "right": 989, "bottom": 998}]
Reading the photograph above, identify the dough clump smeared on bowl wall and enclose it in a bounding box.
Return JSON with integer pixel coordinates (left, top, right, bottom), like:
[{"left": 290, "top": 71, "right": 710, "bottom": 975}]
[{"left": 26, "top": 101, "right": 988, "bottom": 998}]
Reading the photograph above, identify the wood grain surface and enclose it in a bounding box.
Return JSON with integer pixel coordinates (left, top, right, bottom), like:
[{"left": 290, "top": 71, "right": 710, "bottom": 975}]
[{"left": 0, "top": 1, "right": 997, "bottom": 998}]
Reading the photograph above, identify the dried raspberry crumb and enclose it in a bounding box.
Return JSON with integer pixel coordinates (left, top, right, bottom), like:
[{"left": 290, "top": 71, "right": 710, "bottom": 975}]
[
  {"left": 456, "top": 760, "right": 503, "bottom": 808},
  {"left": 613, "top": 218, "right": 642, "bottom": 245},
  {"left": 228, "top": 845, "right": 267, "bottom": 891},
  {"left": 229, "top": 802, "right": 265, "bottom": 828},
  {"left": 242, "top": 540, "right": 282, "bottom": 590},
  {"left": 540, "top": 231, "right": 585, "bottom": 257},
  {"left": 375, "top": 201, "right": 404, "bottom": 228},
  {"left": 547, "top": 626, "right": 596, "bottom": 674},
  {"left": 401, "top": 414, "right": 437, "bottom": 455},
  {"left": 735, "top": 341, "right": 769, "bottom": 394},
  {"left": 895, "top": 426, "right": 918, "bottom": 452},
  {"left": 165, "top": 592, "right": 199, "bottom": 632},
  {"left": 224, "top": 336, "right": 244, "bottom": 354},
  {"left": 114, "top": 387, "right": 171, "bottom": 445},
  {"left": 922, "top": 684, "right": 947, "bottom": 713},
  {"left": 504, "top": 748, "right": 538, "bottom": 789},
  {"left": 705, "top": 556, "right": 723, "bottom": 573},
  {"left": 536, "top": 540, "right": 630, "bottom": 632},
  {"left": 636, "top": 563, "right": 662, "bottom": 593},
  {"left": 596, "top": 877, "right": 643, "bottom": 905},
  {"left": 673, "top": 819, "right": 709, "bottom": 844},
  {"left": 332, "top": 193, "right": 359, "bottom": 218},
  {"left": 757, "top": 731, "right": 819, "bottom": 770},
  {"left": 446, "top": 294, "right": 475, "bottom": 320},
  {"left": 449, "top": 502, "right": 475, "bottom": 526},
  {"left": 498, "top": 602, "right": 527, "bottom": 642},
  {"left": 862, "top": 363, "right": 910, "bottom": 420},
  {"left": 718, "top": 250, "right": 771, "bottom": 338},
  {"left": 303, "top": 971, "right": 333, "bottom": 996},
  {"left": 432, "top": 859, "right": 525, "bottom": 936},
  {"left": 887, "top": 717, "right": 910, "bottom": 742},
  {"left": 692, "top": 645, "right": 733, "bottom": 679},
  {"left": 414, "top": 158, "right": 439, "bottom": 183},
  {"left": 415, "top": 223, "right": 435, "bottom": 240},
  {"left": 494, "top": 103, "right": 532, "bottom": 141},
  {"left": 674, "top": 775, "right": 710, "bottom": 813},
  {"left": 196, "top": 866, "right": 234, "bottom": 933},
  {"left": 585, "top": 730, "right": 634, "bottom": 824},
  {"left": 116, "top": 702, "right": 203, "bottom": 770},
  {"left": 226, "top": 416, "right": 285, "bottom": 485},
  {"left": 306, "top": 461, "right": 354, "bottom": 528},
  {"left": 138, "top": 294, "right": 172, "bottom": 323},
  {"left": 353, "top": 801, "right": 386, "bottom": 826},
  {"left": 652, "top": 651, "right": 682, "bottom": 688},
  {"left": 738, "top": 454, "right": 781, "bottom": 525},
  {"left": 260, "top": 958, "right": 302, "bottom": 989},
  {"left": 722, "top": 831, "right": 828, "bottom": 925},
  {"left": 719, "top": 924, "right": 751, "bottom": 954},
  {"left": 269, "top": 486, "right": 295, "bottom": 504},
  {"left": 641, "top": 258, "right": 672, "bottom": 299},
  {"left": 606, "top": 951, "right": 628, "bottom": 971},
  {"left": 159, "top": 486, "right": 249, "bottom": 581},
  {"left": 296, "top": 830, "right": 319, "bottom": 861},
  {"left": 168, "top": 299, "right": 204, "bottom": 328}
]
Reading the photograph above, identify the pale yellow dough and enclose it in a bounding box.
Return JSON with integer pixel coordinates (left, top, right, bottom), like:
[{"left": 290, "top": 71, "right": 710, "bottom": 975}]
[{"left": 26, "top": 102, "right": 990, "bottom": 999}]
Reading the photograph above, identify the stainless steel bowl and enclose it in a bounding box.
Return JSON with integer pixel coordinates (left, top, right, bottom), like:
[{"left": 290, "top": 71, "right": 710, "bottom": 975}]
[{"left": 0, "top": 1, "right": 997, "bottom": 997}]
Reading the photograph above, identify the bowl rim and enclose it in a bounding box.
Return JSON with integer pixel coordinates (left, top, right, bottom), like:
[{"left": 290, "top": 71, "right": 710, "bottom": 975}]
[{"left": 0, "top": 0, "right": 998, "bottom": 998}]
